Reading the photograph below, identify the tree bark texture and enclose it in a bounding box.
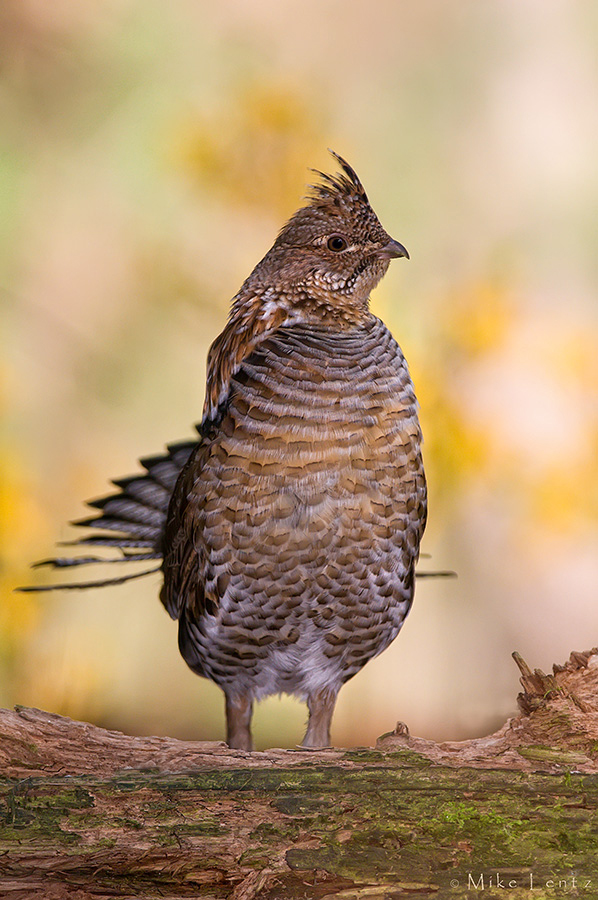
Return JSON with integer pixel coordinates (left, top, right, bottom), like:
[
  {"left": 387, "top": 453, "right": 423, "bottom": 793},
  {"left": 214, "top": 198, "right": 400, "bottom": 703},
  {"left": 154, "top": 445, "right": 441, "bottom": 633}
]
[{"left": 1, "top": 649, "right": 597, "bottom": 900}]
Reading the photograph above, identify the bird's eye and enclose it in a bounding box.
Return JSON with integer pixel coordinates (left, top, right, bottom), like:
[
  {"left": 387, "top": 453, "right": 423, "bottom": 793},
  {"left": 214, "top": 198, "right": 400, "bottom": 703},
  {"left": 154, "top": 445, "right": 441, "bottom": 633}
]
[{"left": 326, "top": 234, "right": 348, "bottom": 252}]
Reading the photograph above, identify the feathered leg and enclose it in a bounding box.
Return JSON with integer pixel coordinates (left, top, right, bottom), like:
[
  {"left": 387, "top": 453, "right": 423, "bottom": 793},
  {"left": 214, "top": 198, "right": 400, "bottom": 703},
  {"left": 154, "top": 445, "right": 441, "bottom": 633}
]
[
  {"left": 301, "top": 688, "right": 337, "bottom": 749},
  {"left": 225, "top": 692, "right": 254, "bottom": 751}
]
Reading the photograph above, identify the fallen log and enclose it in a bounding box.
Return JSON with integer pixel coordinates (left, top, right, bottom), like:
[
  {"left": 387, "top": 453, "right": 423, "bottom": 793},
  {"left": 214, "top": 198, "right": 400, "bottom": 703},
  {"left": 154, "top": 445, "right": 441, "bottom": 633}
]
[{"left": 1, "top": 649, "right": 597, "bottom": 899}]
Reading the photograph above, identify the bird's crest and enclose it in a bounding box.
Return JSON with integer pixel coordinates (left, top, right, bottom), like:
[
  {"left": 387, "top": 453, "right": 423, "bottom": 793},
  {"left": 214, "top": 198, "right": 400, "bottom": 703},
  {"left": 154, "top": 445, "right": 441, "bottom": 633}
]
[{"left": 307, "top": 150, "right": 369, "bottom": 207}]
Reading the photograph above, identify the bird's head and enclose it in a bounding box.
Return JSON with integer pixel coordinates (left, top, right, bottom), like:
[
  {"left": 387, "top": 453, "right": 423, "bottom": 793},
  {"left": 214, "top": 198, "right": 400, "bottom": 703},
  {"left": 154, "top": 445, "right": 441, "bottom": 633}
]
[
  {"left": 251, "top": 151, "right": 408, "bottom": 318},
  {"left": 207, "top": 153, "right": 408, "bottom": 420}
]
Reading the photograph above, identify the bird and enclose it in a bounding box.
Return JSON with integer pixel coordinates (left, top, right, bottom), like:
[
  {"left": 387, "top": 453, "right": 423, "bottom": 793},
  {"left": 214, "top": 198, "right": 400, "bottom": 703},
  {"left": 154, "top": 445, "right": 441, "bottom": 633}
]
[{"left": 23, "top": 152, "right": 428, "bottom": 751}]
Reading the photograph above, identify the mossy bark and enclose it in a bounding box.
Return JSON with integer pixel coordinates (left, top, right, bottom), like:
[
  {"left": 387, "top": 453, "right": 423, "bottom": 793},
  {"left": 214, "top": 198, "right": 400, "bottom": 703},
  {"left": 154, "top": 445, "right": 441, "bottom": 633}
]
[{"left": 1, "top": 649, "right": 597, "bottom": 900}]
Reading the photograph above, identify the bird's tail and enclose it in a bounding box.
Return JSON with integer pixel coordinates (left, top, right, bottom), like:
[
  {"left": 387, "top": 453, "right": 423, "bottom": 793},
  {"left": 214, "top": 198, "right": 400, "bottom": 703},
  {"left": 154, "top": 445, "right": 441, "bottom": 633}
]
[{"left": 18, "top": 438, "right": 199, "bottom": 592}]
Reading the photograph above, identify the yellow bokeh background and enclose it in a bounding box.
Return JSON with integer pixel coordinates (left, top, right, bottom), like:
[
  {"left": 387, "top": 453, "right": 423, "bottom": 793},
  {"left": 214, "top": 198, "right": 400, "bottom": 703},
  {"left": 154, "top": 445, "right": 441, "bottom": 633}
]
[{"left": 1, "top": 0, "right": 597, "bottom": 748}]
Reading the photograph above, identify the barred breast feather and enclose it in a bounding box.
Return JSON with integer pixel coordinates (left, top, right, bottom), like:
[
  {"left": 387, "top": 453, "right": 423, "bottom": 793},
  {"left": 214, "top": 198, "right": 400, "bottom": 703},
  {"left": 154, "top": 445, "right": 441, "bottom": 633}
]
[{"left": 161, "top": 315, "right": 427, "bottom": 701}]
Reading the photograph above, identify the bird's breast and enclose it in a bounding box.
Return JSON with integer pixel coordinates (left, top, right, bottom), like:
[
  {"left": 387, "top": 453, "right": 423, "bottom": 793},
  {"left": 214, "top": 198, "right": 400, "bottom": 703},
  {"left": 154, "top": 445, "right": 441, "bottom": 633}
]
[
  {"left": 199, "top": 317, "right": 424, "bottom": 539},
  {"left": 183, "top": 316, "right": 427, "bottom": 698}
]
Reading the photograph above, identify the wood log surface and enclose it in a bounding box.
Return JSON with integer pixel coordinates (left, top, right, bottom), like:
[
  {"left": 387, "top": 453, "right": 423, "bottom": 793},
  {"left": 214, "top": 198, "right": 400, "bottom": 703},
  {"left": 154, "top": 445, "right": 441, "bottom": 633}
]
[{"left": 1, "top": 649, "right": 597, "bottom": 899}]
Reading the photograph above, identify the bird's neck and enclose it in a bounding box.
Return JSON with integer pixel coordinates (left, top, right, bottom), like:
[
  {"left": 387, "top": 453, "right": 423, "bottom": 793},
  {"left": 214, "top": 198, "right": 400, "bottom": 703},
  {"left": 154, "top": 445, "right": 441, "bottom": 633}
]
[{"left": 202, "top": 285, "right": 371, "bottom": 425}]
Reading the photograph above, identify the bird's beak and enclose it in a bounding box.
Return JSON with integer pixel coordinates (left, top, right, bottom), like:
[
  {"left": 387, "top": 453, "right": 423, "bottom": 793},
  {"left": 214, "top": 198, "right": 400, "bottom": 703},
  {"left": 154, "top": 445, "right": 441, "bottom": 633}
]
[{"left": 377, "top": 238, "right": 410, "bottom": 260}]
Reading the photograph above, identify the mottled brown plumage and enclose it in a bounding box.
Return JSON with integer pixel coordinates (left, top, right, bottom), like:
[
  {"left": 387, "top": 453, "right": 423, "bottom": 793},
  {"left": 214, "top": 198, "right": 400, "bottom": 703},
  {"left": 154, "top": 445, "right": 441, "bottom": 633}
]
[
  {"left": 23, "top": 153, "right": 427, "bottom": 750},
  {"left": 161, "top": 153, "right": 426, "bottom": 749}
]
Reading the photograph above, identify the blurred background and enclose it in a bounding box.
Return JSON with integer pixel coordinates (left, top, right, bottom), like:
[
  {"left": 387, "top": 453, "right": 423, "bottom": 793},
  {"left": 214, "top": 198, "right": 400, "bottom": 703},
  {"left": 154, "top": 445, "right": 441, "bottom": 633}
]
[{"left": 1, "top": 0, "right": 597, "bottom": 749}]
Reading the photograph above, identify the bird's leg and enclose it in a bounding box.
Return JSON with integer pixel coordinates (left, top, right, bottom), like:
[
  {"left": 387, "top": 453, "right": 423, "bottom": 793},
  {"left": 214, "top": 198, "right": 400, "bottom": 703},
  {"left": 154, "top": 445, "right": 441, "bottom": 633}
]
[
  {"left": 301, "top": 688, "right": 337, "bottom": 749},
  {"left": 225, "top": 692, "right": 254, "bottom": 751}
]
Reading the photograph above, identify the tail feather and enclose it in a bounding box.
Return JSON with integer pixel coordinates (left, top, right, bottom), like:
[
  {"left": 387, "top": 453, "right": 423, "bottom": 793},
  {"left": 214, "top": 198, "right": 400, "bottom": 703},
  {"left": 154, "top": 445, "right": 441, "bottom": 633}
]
[
  {"left": 416, "top": 571, "right": 457, "bottom": 579},
  {"left": 59, "top": 536, "right": 157, "bottom": 549},
  {"left": 18, "top": 566, "right": 162, "bottom": 592},
  {"left": 139, "top": 441, "right": 198, "bottom": 490},
  {"left": 19, "top": 437, "right": 199, "bottom": 592},
  {"left": 71, "top": 515, "right": 159, "bottom": 541},
  {"left": 86, "top": 495, "right": 166, "bottom": 528},
  {"left": 109, "top": 476, "right": 171, "bottom": 509},
  {"left": 33, "top": 552, "right": 159, "bottom": 569}
]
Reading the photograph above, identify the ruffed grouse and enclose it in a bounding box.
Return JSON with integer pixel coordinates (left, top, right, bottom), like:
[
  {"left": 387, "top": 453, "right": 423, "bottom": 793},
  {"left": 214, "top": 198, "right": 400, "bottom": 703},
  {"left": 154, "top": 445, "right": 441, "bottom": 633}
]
[{"left": 25, "top": 153, "right": 427, "bottom": 750}]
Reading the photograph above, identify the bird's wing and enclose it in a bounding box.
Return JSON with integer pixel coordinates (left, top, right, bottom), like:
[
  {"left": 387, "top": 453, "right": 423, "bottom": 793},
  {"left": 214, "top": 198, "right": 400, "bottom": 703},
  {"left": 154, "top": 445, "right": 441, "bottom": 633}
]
[
  {"left": 159, "top": 295, "right": 296, "bottom": 617},
  {"left": 158, "top": 431, "right": 216, "bottom": 620}
]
